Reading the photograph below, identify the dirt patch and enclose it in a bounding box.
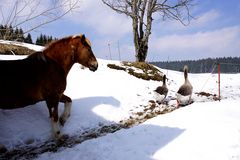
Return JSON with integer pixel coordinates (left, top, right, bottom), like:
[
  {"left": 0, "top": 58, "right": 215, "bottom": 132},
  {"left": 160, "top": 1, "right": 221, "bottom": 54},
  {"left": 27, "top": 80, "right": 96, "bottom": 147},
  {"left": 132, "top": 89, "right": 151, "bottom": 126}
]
[
  {"left": 107, "top": 64, "right": 126, "bottom": 71},
  {"left": 121, "top": 101, "right": 177, "bottom": 127},
  {"left": 107, "top": 61, "right": 163, "bottom": 81},
  {"left": 0, "top": 124, "right": 124, "bottom": 160},
  {"left": 0, "top": 43, "right": 35, "bottom": 55},
  {"left": 195, "top": 92, "right": 220, "bottom": 101}
]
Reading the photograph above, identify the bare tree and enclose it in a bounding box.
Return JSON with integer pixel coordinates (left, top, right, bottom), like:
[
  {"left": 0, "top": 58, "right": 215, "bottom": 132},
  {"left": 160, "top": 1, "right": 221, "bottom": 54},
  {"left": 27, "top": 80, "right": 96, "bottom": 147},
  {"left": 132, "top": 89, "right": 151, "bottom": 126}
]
[
  {"left": 102, "top": 0, "right": 195, "bottom": 62},
  {"left": 0, "top": 0, "right": 81, "bottom": 40}
]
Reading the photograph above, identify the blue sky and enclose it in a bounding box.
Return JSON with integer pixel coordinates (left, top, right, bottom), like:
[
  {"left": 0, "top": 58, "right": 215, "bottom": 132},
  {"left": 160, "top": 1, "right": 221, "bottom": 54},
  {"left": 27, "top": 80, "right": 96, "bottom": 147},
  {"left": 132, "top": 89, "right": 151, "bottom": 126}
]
[{"left": 2, "top": 0, "right": 240, "bottom": 62}]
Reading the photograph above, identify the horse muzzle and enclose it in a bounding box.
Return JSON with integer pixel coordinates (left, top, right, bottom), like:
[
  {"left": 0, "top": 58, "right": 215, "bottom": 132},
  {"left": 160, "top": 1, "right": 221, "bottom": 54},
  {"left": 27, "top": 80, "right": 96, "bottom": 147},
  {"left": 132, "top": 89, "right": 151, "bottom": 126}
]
[{"left": 89, "top": 61, "right": 98, "bottom": 72}]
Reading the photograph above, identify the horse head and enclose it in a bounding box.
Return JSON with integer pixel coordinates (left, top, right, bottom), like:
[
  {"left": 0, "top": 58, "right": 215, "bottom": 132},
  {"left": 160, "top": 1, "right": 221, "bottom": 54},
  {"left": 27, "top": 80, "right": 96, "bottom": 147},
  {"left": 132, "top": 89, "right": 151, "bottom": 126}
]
[{"left": 71, "top": 34, "right": 98, "bottom": 72}]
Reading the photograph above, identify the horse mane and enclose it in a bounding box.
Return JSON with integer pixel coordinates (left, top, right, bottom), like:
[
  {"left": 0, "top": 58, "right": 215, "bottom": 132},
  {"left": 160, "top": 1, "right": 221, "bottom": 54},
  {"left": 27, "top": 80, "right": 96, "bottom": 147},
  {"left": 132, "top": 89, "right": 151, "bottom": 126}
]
[
  {"left": 27, "top": 51, "right": 47, "bottom": 62},
  {"left": 43, "top": 34, "right": 91, "bottom": 53},
  {"left": 44, "top": 36, "right": 73, "bottom": 51}
]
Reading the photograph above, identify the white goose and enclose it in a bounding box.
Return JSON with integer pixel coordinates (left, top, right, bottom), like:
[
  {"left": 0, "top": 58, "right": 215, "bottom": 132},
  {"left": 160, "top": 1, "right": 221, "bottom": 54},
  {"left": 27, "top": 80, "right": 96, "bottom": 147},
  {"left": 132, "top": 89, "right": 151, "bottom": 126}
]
[
  {"left": 176, "top": 65, "right": 193, "bottom": 106},
  {"left": 154, "top": 74, "right": 168, "bottom": 104}
]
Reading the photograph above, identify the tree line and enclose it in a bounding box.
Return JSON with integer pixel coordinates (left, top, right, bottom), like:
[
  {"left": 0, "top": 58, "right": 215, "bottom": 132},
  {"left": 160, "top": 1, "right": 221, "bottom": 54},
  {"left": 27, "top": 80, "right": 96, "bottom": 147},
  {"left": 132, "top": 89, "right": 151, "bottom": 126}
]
[
  {"left": 35, "top": 34, "right": 58, "bottom": 46},
  {"left": 0, "top": 24, "right": 57, "bottom": 46},
  {"left": 151, "top": 57, "right": 240, "bottom": 73}
]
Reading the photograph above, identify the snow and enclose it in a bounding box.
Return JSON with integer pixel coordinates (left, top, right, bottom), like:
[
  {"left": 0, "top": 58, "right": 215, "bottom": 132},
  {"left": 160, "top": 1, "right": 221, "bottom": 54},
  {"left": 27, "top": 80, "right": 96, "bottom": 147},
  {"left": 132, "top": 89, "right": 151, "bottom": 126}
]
[
  {"left": 38, "top": 100, "right": 240, "bottom": 160},
  {"left": 0, "top": 41, "right": 240, "bottom": 160}
]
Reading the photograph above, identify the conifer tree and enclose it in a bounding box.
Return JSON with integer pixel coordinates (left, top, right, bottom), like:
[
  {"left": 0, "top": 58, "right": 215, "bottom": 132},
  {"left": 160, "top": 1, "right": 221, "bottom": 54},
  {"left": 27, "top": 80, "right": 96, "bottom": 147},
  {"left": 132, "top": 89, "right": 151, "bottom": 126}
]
[
  {"left": 24, "top": 33, "right": 33, "bottom": 44},
  {"left": 0, "top": 25, "right": 4, "bottom": 38},
  {"left": 43, "top": 35, "right": 47, "bottom": 45},
  {"left": 17, "top": 28, "right": 24, "bottom": 42},
  {"left": 35, "top": 34, "right": 57, "bottom": 46},
  {"left": 13, "top": 27, "right": 19, "bottom": 40}
]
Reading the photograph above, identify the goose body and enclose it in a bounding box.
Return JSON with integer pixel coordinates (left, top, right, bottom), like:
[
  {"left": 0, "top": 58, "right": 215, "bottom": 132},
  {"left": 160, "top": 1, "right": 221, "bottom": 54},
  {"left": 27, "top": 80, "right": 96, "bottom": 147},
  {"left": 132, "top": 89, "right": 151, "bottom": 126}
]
[
  {"left": 154, "top": 75, "right": 168, "bottom": 104},
  {"left": 176, "top": 66, "right": 193, "bottom": 106}
]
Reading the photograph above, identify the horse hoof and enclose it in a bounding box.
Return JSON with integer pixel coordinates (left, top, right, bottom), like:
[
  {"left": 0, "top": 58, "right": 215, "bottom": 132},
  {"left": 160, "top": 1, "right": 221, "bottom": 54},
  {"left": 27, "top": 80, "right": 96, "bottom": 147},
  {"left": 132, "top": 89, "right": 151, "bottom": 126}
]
[
  {"left": 56, "top": 134, "right": 69, "bottom": 145},
  {"left": 53, "top": 131, "right": 62, "bottom": 140},
  {"left": 61, "top": 134, "right": 69, "bottom": 140},
  {"left": 59, "top": 117, "right": 65, "bottom": 126}
]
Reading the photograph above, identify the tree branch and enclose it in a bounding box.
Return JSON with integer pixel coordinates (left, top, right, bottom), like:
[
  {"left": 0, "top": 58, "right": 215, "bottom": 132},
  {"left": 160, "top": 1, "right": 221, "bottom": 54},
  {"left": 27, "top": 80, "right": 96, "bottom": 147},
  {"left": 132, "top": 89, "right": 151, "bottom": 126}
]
[
  {"left": 0, "top": 0, "right": 81, "bottom": 38},
  {"left": 23, "top": 0, "right": 80, "bottom": 34},
  {"left": 102, "top": 0, "right": 133, "bottom": 17},
  {"left": 139, "top": 0, "right": 147, "bottom": 39},
  {"left": 153, "top": 0, "right": 194, "bottom": 25}
]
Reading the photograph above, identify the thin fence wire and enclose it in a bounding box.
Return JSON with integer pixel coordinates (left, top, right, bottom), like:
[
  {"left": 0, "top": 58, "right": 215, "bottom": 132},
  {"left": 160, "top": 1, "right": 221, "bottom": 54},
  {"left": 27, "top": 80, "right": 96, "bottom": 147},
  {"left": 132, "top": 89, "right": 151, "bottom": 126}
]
[
  {"left": 199, "top": 62, "right": 240, "bottom": 100},
  {"left": 200, "top": 63, "right": 217, "bottom": 91}
]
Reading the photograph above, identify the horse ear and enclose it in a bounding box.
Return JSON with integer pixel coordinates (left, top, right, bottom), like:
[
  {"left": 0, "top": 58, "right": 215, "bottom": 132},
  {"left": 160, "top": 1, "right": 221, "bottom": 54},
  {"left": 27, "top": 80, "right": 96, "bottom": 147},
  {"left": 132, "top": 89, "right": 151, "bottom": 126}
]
[
  {"left": 81, "top": 34, "right": 86, "bottom": 41},
  {"left": 80, "top": 34, "right": 91, "bottom": 47},
  {"left": 80, "top": 34, "right": 86, "bottom": 44}
]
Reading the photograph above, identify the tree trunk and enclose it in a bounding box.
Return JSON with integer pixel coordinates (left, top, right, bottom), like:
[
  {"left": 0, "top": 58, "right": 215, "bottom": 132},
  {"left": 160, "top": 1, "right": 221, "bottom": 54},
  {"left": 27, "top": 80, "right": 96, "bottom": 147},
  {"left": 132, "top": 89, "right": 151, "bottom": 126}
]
[
  {"left": 133, "top": 0, "right": 154, "bottom": 62},
  {"left": 135, "top": 40, "right": 148, "bottom": 62}
]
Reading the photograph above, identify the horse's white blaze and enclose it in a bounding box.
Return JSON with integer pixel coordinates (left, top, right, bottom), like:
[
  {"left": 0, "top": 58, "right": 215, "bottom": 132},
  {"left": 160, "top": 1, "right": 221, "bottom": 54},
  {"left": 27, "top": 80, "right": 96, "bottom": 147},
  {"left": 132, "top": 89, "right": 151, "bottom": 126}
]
[
  {"left": 51, "top": 118, "right": 60, "bottom": 138},
  {"left": 61, "top": 102, "right": 72, "bottom": 122}
]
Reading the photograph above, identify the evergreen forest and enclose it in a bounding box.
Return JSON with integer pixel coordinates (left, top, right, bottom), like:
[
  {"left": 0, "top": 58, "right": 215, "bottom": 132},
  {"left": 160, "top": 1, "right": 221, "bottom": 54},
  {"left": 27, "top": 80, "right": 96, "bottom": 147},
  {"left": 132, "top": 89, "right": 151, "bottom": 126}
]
[
  {"left": 151, "top": 57, "right": 240, "bottom": 73},
  {"left": 0, "top": 24, "right": 57, "bottom": 46}
]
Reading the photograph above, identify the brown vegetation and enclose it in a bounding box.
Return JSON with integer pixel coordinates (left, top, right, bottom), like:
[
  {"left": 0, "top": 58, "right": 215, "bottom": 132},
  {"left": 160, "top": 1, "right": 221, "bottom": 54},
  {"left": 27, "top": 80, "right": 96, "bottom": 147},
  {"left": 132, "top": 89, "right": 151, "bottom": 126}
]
[
  {"left": 0, "top": 43, "right": 35, "bottom": 55},
  {"left": 107, "top": 61, "right": 163, "bottom": 81},
  {"left": 195, "top": 92, "right": 220, "bottom": 101}
]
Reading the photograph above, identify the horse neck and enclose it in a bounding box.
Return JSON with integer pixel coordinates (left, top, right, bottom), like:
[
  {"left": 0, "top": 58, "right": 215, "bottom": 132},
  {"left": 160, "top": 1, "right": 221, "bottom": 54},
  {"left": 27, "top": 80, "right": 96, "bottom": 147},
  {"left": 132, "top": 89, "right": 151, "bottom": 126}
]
[{"left": 43, "top": 46, "right": 75, "bottom": 76}]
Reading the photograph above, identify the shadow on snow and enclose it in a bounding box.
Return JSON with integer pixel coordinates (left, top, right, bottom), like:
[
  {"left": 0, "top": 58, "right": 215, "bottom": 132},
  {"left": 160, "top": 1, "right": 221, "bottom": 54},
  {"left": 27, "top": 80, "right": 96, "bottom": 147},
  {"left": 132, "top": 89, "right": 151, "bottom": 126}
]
[{"left": 1, "top": 96, "right": 185, "bottom": 160}]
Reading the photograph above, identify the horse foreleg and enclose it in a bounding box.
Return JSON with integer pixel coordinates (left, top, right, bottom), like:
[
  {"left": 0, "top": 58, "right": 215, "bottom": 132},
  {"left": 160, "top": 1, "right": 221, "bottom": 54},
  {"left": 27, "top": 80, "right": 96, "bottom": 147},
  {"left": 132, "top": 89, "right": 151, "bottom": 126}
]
[
  {"left": 47, "top": 106, "right": 53, "bottom": 118},
  {"left": 46, "top": 99, "right": 61, "bottom": 139},
  {"left": 59, "top": 94, "right": 72, "bottom": 126}
]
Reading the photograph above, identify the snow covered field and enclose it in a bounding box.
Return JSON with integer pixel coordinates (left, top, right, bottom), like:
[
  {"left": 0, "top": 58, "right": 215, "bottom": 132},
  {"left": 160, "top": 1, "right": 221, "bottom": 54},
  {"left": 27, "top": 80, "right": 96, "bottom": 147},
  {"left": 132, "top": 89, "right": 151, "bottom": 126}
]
[{"left": 0, "top": 41, "right": 240, "bottom": 160}]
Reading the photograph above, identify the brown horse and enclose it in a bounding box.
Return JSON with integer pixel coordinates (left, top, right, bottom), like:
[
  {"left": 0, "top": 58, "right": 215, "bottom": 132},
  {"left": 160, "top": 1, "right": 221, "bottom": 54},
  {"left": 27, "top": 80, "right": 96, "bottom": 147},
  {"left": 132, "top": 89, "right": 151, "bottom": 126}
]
[{"left": 0, "top": 34, "right": 98, "bottom": 139}]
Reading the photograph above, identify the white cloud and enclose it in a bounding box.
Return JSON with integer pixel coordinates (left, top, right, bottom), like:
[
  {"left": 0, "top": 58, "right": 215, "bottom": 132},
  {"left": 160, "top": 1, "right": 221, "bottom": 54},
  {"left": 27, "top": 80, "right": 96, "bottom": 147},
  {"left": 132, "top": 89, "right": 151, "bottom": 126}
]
[
  {"left": 64, "top": 0, "right": 132, "bottom": 38},
  {"left": 192, "top": 10, "right": 220, "bottom": 28},
  {"left": 152, "top": 9, "right": 221, "bottom": 34},
  {"left": 149, "top": 26, "right": 240, "bottom": 61}
]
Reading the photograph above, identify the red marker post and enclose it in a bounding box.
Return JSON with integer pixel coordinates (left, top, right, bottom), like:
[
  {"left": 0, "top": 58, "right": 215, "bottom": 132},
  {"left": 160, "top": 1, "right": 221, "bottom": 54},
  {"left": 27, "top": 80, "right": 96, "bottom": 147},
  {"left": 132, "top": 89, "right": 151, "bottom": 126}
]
[{"left": 218, "top": 63, "right": 221, "bottom": 101}]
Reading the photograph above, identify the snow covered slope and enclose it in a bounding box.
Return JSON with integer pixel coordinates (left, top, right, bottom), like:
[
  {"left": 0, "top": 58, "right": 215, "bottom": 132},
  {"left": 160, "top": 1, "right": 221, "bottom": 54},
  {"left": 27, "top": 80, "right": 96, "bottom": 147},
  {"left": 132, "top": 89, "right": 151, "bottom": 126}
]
[
  {"left": 0, "top": 41, "right": 239, "bottom": 160},
  {"left": 39, "top": 61, "right": 240, "bottom": 160}
]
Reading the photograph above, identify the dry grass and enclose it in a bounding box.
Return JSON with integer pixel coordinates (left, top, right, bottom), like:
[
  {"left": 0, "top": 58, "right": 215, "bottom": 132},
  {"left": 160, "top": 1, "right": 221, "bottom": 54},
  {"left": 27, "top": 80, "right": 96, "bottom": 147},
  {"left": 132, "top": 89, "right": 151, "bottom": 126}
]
[
  {"left": 0, "top": 43, "right": 35, "bottom": 55},
  {"left": 107, "top": 61, "right": 163, "bottom": 81},
  {"left": 195, "top": 91, "right": 220, "bottom": 101},
  {"left": 107, "top": 64, "right": 126, "bottom": 71}
]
